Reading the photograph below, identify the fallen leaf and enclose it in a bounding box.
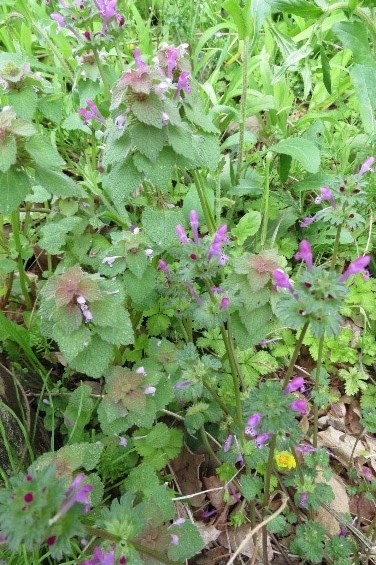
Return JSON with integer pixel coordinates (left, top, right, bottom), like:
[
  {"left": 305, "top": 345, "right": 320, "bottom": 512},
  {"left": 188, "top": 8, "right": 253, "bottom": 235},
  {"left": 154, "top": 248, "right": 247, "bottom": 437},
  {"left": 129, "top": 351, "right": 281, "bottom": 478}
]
[
  {"left": 317, "top": 426, "right": 364, "bottom": 466},
  {"left": 193, "top": 546, "right": 228, "bottom": 565},
  {"left": 218, "top": 526, "right": 272, "bottom": 562},
  {"left": 316, "top": 474, "right": 350, "bottom": 536},
  {"left": 345, "top": 400, "right": 362, "bottom": 435},
  {"left": 349, "top": 493, "right": 376, "bottom": 525},
  {"left": 195, "top": 522, "right": 221, "bottom": 546},
  {"left": 170, "top": 445, "right": 205, "bottom": 507}
]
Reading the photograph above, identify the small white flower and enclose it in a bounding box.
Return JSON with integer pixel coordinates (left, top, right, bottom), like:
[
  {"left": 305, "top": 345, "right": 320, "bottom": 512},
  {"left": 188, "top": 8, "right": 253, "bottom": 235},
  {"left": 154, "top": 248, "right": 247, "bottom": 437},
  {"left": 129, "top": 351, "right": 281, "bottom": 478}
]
[{"left": 102, "top": 255, "right": 121, "bottom": 267}]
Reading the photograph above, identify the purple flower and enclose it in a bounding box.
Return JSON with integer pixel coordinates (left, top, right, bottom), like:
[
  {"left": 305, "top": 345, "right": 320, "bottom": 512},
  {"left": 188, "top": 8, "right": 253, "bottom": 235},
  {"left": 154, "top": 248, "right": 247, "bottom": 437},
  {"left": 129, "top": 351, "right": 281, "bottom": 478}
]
[
  {"left": 339, "top": 255, "right": 371, "bottom": 282},
  {"left": 24, "top": 492, "right": 33, "bottom": 503},
  {"left": 189, "top": 210, "right": 199, "bottom": 244},
  {"left": 202, "top": 508, "right": 218, "bottom": 519},
  {"left": 158, "top": 259, "right": 170, "bottom": 279},
  {"left": 220, "top": 297, "right": 230, "bottom": 310},
  {"left": 176, "top": 224, "right": 190, "bottom": 244},
  {"left": 175, "top": 380, "right": 193, "bottom": 390},
  {"left": 363, "top": 467, "right": 373, "bottom": 482},
  {"left": 51, "top": 12, "right": 65, "bottom": 31},
  {"left": 76, "top": 295, "right": 93, "bottom": 323},
  {"left": 165, "top": 46, "right": 179, "bottom": 78},
  {"left": 255, "top": 433, "right": 270, "bottom": 448},
  {"left": 94, "top": 0, "right": 123, "bottom": 32},
  {"left": 273, "top": 269, "right": 294, "bottom": 293},
  {"left": 144, "top": 386, "right": 156, "bottom": 395},
  {"left": 245, "top": 425, "right": 257, "bottom": 437},
  {"left": 81, "top": 546, "right": 115, "bottom": 565},
  {"left": 208, "top": 225, "right": 228, "bottom": 263},
  {"left": 357, "top": 156, "right": 375, "bottom": 177},
  {"left": 247, "top": 412, "right": 262, "bottom": 427},
  {"left": 79, "top": 99, "right": 105, "bottom": 125},
  {"left": 50, "top": 474, "right": 92, "bottom": 527},
  {"left": 295, "top": 443, "right": 316, "bottom": 454},
  {"left": 102, "top": 255, "right": 121, "bottom": 267},
  {"left": 294, "top": 240, "right": 313, "bottom": 269},
  {"left": 320, "top": 186, "right": 335, "bottom": 206},
  {"left": 118, "top": 436, "right": 128, "bottom": 447},
  {"left": 223, "top": 434, "right": 233, "bottom": 452},
  {"left": 133, "top": 48, "right": 146, "bottom": 69},
  {"left": 170, "top": 534, "right": 179, "bottom": 545},
  {"left": 299, "top": 492, "right": 308, "bottom": 508},
  {"left": 174, "top": 71, "right": 191, "bottom": 98},
  {"left": 290, "top": 399, "right": 308, "bottom": 415},
  {"left": 284, "top": 376, "right": 305, "bottom": 394},
  {"left": 300, "top": 216, "right": 315, "bottom": 228}
]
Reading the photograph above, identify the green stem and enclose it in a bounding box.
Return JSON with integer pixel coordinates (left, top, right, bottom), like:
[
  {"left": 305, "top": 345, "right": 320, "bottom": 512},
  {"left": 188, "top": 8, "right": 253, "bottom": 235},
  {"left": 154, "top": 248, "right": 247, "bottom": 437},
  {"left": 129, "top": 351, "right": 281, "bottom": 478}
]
[
  {"left": 313, "top": 334, "right": 324, "bottom": 448},
  {"left": 330, "top": 224, "right": 342, "bottom": 270},
  {"left": 202, "top": 377, "right": 231, "bottom": 417},
  {"left": 11, "top": 211, "right": 31, "bottom": 309},
  {"left": 220, "top": 324, "right": 243, "bottom": 433},
  {"left": 262, "top": 434, "right": 277, "bottom": 565},
  {"left": 193, "top": 170, "right": 216, "bottom": 232},
  {"left": 260, "top": 152, "right": 273, "bottom": 250},
  {"left": 93, "top": 47, "right": 111, "bottom": 98},
  {"left": 282, "top": 322, "right": 310, "bottom": 388},
  {"left": 235, "top": 37, "right": 249, "bottom": 185},
  {"left": 200, "top": 426, "right": 221, "bottom": 464}
]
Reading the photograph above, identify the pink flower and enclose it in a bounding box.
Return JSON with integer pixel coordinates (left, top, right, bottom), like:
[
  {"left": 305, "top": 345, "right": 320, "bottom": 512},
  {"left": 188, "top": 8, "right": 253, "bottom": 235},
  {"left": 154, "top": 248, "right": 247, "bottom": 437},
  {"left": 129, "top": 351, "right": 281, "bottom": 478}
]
[
  {"left": 339, "top": 255, "right": 371, "bottom": 282},
  {"left": 174, "top": 71, "right": 190, "bottom": 98},
  {"left": 133, "top": 48, "right": 146, "bottom": 69},
  {"left": 158, "top": 260, "right": 170, "bottom": 278},
  {"left": 299, "top": 492, "right": 308, "bottom": 508},
  {"left": 294, "top": 240, "right": 313, "bottom": 269},
  {"left": 290, "top": 399, "right": 308, "bottom": 415},
  {"left": 255, "top": 433, "right": 270, "bottom": 448},
  {"left": 300, "top": 216, "right": 315, "bottom": 228},
  {"left": 51, "top": 12, "right": 65, "bottom": 30},
  {"left": 189, "top": 210, "right": 199, "bottom": 244},
  {"left": 247, "top": 412, "right": 262, "bottom": 427},
  {"left": 220, "top": 297, "right": 230, "bottom": 310},
  {"left": 320, "top": 187, "right": 335, "bottom": 206},
  {"left": 176, "top": 225, "right": 190, "bottom": 244},
  {"left": 208, "top": 225, "right": 228, "bottom": 263},
  {"left": 50, "top": 474, "right": 92, "bottom": 525},
  {"left": 81, "top": 546, "right": 115, "bottom": 565},
  {"left": 273, "top": 269, "right": 294, "bottom": 293},
  {"left": 357, "top": 156, "right": 375, "bottom": 177},
  {"left": 284, "top": 376, "right": 305, "bottom": 394},
  {"left": 223, "top": 434, "right": 233, "bottom": 452},
  {"left": 79, "top": 99, "right": 105, "bottom": 125}
]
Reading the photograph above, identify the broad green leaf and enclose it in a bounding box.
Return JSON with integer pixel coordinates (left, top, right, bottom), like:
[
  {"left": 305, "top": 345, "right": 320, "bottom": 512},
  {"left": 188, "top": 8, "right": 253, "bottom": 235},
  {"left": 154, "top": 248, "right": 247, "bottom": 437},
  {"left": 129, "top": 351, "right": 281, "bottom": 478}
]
[
  {"left": 270, "top": 137, "right": 320, "bottom": 173},
  {"left": 102, "top": 157, "right": 141, "bottom": 208},
  {"left": 231, "top": 211, "right": 262, "bottom": 244},
  {"left": 332, "top": 21, "right": 374, "bottom": 66},
  {"left": 34, "top": 167, "right": 84, "bottom": 197},
  {"left": 53, "top": 325, "right": 92, "bottom": 363},
  {"left": 102, "top": 130, "right": 132, "bottom": 168},
  {"left": 268, "top": 0, "right": 323, "bottom": 17},
  {"left": 192, "top": 133, "right": 221, "bottom": 170},
  {"left": 131, "top": 93, "right": 164, "bottom": 128},
  {"left": 38, "top": 95, "right": 64, "bottom": 124},
  {"left": 33, "top": 442, "right": 104, "bottom": 473},
  {"left": 69, "top": 335, "right": 114, "bottom": 378},
  {"left": 251, "top": 0, "right": 271, "bottom": 32},
  {"left": 168, "top": 521, "right": 205, "bottom": 561},
  {"left": 223, "top": 0, "right": 251, "bottom": 39},
  {"left": 0, "top": 168, "right": 30, "bottom": 213},
  {"left": 0, "top": 135, "right": 17, "bottom": 172},
  {"left": 7, "top": 88, "right": 38, "bottom": 121},
  {"left": 25, "top": 135, "right": 65, "bottom": 169},
  {"left": 38, "top": 216, "right": 84, "bottom": 254},
  {"left": 278, "top": 153, "right": 292, "bottom": 182},
  {"left": 133, "top": 147, "right": 176, "bottom": 189},
  {"left": 350, "top": 64, "right": 376, "bottom": 135},
  {"left": 167, "top": 125, "right": 196, "bottom": 162},
  {"left": 142, "top": 207, "right": 185, "bottom": 251},
  {"left": 64, "top": 383, "right": 95, "bottom": 444},
  {"left": 130, "top": 123, "right": 166, "bottom": 162}
]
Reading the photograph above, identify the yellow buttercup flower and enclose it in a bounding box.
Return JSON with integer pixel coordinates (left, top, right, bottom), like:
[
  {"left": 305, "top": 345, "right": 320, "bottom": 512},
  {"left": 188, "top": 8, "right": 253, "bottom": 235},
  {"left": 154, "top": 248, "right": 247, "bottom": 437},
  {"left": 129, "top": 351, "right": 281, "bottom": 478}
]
[{"left": 274, "top": 451, "right": 296, "bottom": 471}]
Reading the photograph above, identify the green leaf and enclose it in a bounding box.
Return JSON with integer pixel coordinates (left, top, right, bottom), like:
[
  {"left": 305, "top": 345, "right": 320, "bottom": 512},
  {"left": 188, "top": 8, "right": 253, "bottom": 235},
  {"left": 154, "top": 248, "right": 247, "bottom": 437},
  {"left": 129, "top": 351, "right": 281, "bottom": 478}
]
[
  {"left": 133, "top": 147, "right": 176, "bottom": 189},
  {"left": 123, "top": 267, "right": 157, "bottom": 309},
  {"left": 38, "top": 95, "right": 64, "bottom": 124},
  {"left": 131, "top": 92, "right": 165, "bottom": 128},
  {"left": 25, "top": 135, "right": 65, "bottom": 169},
  {"left": 63, "top": 383, "right": 95, "bottom": 444},
  {"left": 7, "top": 88, "right": 38, "bottom": 121},
  {"left": 69, "top": 335, "right": 114, "bottom": 378},
  {"left": 0, "top": 135, "right": 17, "bottom": 172},
  {"left": 102, "top": 157, "right": 141, "bottom": 209},
  {"left": 268, "top": 0, "right": 323, "bottom": 17},
  {"left": 332, "top": 21, "right": 374, "bottom": 66},
  {"left": 146, "top": 313, "right": 171, "bottom": 335},
  {"left": 350, "top": 64, "right": 376, "bottom": 135},
  {"left": 270, "top": 137, "right": 320, "bottom": 173},
  {"left": 142, "top": 207, "right": 185, "bottom": 251},
  {"left": 0, "top": 168, "right": 31, "bottom": 213},
  {"left": 33, "top": 441, "right": 103, "bottom": 473},
  {"left": 168, "top": 521, "right": 205, "bottom": 561},
  {"left": 134, "top": 423, "right": 183, "bottom": 470},
  {"left": 231, "top": 210, "right": 261, "bottom": 244},
  {"left": 278, "top": 153, "right": 292, "bottom": 182},
  {"left": 192, "top": 133, "right": 221, "bottom": 170},
  {"left": 38, "top": 216, "right": 85, "bottom": 254},
  {"left": 52, "top": 325, "right": 92, "bottom": 363},
  {"left": 34, "top": 167, "right": 84, "bottom": 197},
  {"left": 130, "top": 123, "right": 166, "bottom": 162},
  {"left": 251, "top": 0, "right": 271, "bottom": 32},
  {"left": 223, "top": 0, "right": 251, "bottom": 39},
  {"left": 320, "top": 46, "right": 332, "bottom": 95},
  {"left": 167, "top": 125, "right": 196, "bottom": 162}
]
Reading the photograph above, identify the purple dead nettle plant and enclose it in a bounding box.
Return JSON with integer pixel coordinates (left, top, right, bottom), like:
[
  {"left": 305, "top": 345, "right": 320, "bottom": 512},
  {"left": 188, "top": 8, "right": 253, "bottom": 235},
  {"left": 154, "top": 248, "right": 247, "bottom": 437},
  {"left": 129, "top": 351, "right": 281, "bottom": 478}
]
[{"left": 79, "top": 99, "right": 106, "bottom": 125}]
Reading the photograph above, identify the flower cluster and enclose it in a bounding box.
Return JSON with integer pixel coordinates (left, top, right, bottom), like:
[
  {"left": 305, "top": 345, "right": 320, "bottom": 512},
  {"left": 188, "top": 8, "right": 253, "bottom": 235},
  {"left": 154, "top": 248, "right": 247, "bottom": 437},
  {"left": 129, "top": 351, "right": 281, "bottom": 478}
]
[
  {"left": 300, "top": 156, "right": 374, "bottom": 229},
  {"left": 79, "top": 99, "right": 106, "bottom": 125},
  {"left": 273, "top": 240, "right": 370, "bottom": 336},
  {"left": 81, "top": 545, "right": 126, "bottom": 565},
  {"left": 244, "top": 412, "right": 270, "bottom": 448},
  {"left": 49, "top": 0, "right": 124, "bottom": 37}
]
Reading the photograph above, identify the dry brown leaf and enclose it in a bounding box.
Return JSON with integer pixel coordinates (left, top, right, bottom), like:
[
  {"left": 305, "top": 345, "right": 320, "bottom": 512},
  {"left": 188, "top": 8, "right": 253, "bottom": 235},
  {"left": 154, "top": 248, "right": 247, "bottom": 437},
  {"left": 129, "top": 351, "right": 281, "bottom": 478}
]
[
  {"left": 317, "top": 426, "right": 364, "bottom": 466},
  {"left": 193, "top": 546, "right": 228, "bottom": 565},
  {"left": 218, "top": 526, "right": 272, "bottom": 562},
  {"left": 364, "top": 436, "right": 376, "bottom": 473},
  {"left": 195, "top": 522, "right": 221, "bottom": 546},
  {"left": 345, "top": 400, "right": 362, "bottom": 435},
  {"left": 316, "top": 474, "right": 350, "bottom": 535},
  {"left": 349, "top": 493, "right": 376, "bottom": 525},
  {"left": 202, "top": 476, "right": 226, "bottom": 510},
  {"left": 170, "top": 445, "right": 206, "bottom": 507}
]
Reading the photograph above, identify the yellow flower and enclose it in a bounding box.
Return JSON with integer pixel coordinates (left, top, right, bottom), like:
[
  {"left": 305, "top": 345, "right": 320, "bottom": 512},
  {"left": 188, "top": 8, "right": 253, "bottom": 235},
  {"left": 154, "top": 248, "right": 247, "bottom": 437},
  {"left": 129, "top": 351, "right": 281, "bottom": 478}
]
[{"left": 274, "top": 451, "right": 296, "bottom": 471}]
